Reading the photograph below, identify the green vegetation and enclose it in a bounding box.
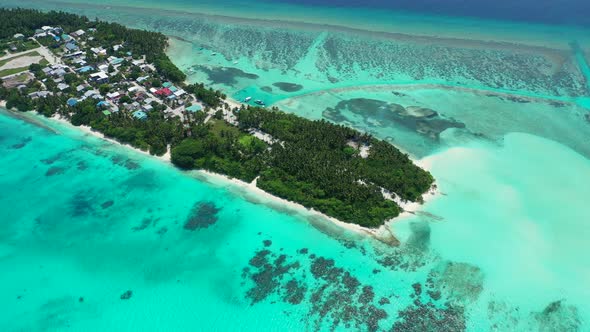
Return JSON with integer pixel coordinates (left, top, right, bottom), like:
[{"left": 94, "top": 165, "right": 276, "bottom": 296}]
[
  {"left": 185, "top": 82, "right": 225, "bottom": 108},
  {"left": 69, "top": 99, "right": 185, "bottom": 155},
  {"left": 172, "top": 106, "right": 434, "bottom": 227}
]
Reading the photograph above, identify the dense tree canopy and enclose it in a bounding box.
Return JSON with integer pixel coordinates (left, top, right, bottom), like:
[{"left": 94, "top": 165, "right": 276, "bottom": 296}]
[{"left": 173, "top": 106, "right": 434, "bottom": 227}]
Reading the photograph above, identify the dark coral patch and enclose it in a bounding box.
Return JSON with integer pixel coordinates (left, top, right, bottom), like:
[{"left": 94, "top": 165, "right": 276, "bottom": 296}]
[
  {"left": 11, "top": 136, "right": 32, "bottom": 149},
  {"left": 323, "top": 98, "right": 465, "bottom": 140},
  {"left": 391, "top": 300, "right": 466, "bottom": 332},
  {"left": 120, "top": 290, "right": 133, "bottom": 300},
  {"left": 101, "top": 200, "right": 114, "bottom": 209},
  {"left": 272, "top": 82, "right": 303, "bottom": 92},
  {"left": 124, "top": 159, "right": 141, "bottom": 170},
  {"left": 69, "top": 192, "right": 95, "bottom": 217},
  {"left": 76, "top": 161, "right": 88, "bottom": 170},
  {"left": 45, "top": 166, "right": 65, "bottom": 176},
  {"left": 132, "top": 217, "right": 158, "bottom": 231},
  {"left": 184, "top": 201, "right": 221, "bottom": 230}
]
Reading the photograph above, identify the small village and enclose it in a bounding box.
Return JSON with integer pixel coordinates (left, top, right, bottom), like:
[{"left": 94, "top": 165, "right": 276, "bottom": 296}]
[{"left": 1, "top": 24, "right": 240, "bottom": 130}]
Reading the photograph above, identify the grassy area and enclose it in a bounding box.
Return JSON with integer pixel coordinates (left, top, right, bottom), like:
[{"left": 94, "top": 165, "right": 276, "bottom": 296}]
[
  {"left": 0, "top": 50, "right": 41, "bottom": 67},
  {"left": 238, "top": 135, "right": 254, "bottom": 147},
  {"left": 209, "top": 119, "right": 241, "bottom": 137},
  {"left": 0, "top": 51, "right": 47, "bottom": 78},
  {"left": 0, "top": 66, "right": 29, "bottom": 77}
]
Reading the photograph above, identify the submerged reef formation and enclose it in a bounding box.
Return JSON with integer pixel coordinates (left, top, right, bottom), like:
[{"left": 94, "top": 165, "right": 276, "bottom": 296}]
[
  {"left": 38, "top": 2, "right": 586, "bottom": 97},
  {"left": 184, "top": 201, "right": 221, "bottom": 230},
  {"left": 272, "top": 82, "right": 304, "bottom": 92},
  {"left": 241, "top": 238, "right": 477, "bottom": 332},
  {"left": 323, "top": 98, "right": 465, "bottom": 140}
]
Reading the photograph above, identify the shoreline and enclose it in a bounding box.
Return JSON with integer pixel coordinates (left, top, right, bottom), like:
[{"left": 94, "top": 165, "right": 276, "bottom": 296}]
[{"left": 4, "top": 106, "right": 438, "bottom": 243}]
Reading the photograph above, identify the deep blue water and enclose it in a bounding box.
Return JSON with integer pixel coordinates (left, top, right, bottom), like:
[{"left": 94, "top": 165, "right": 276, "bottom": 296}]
[{"left": 271, "top": 0, "right": 590, "bottom": 27}]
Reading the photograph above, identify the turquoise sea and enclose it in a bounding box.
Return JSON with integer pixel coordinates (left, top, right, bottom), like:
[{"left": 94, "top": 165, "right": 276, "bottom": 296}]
[{"left": 1, "top": 0, "right": 590, "bottom": 330}]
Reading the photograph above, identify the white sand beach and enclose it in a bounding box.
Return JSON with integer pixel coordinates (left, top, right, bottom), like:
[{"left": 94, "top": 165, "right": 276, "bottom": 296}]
[{"left": 47, "top": 110, "right": 436, "bottom": 243}]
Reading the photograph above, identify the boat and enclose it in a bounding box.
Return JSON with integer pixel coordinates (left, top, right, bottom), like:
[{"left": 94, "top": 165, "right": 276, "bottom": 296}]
[
  {"left": 255, "top": 100, "right": 265, "bottom": 105},
  {"left": 244, "top": 97, "right": 252, "bottom": 102}
]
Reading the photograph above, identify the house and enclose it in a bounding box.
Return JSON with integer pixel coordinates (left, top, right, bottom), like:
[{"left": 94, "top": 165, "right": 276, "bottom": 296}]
[
  {"left": 142, "top": 104, "right": 153, "bottom": 112},
  {"left": 96, "top": 101, "right": 109, "bottom": 108},
  {"left": 113, "top": 44, "right": 123, "bottom": 51},
  {"left": 28, "top": 91, "right": 53, "bottom": 99},
  {"left": 109, "top": 57, "right": 124, "bottom": 65},
  {"left": 83, "top": 90, "right": 100, "bottom": 99},
  {"left": 76, "top": 84, "right": 87, "bottom": 92},
  {"left": 53, "top": 68, "right": 67, "bottom": 77},
  {"left": 42, "top": 67, "right": 53, "bottom": 75},
  {"left": 149, "top": 87, "right": 158, "bottom": 94},
  {"left": 72, "top": 58, "right": 87, "bottom": 66},
  {"left": 72, "top": 29, "right": 85, "bottom": 37},
  {"left": 162, "top": 82, "right": 173, "bottom": 88},
  {"left": 67, "top": 98, "right": 78, "bottom": 106},
  {"left": 61, "top": 34, "right": 72, "bottom": 42},
  {"left": 13, "top": 33, "right": 25, "bottom": 39},
  {"left": 174, "top": 89, "right": 186, "bottom": 97},
  {"left": 57, "top": 83, "right": 70, "bottom": 91},
  {"left": 90, "top": 47, "right": 107, "bottom": 56},
  {"left": 106, "top": 91, "right": 121, "bottom": 100},
  {"left": 186, "top": 104, "right": 202, "bottom": 112},
  {"left": 154, "top": 88, "right": 172, "bottom": 97},
  {"left": 76, "top": 66, "right": 94, "bottom": 73},
  {"left": 140, "top": 64, "right": 156, "bottom": 72},
  {"left": 98, "top": 64, "right": 109, "bottom": 72},
  {"left": 63, "top": 51, "right": 84, "bottom": 58},
  {"left": 132, "top": 110, "right": 147, "bottom": 120},
  {"left": 89, "top": 71, "right": 109, "bottom": 84},
  {"left": 9, "top": 44, "right": 17, "bottom": 52},
  {"left": 136, "top": 76, "right": 149, "bottom": 83},
  {"left": 41, "top": 26, "right": 54, "bottom": 31},
  {"left": 65, "top": 42, "right": 78, "bottom": 52},
  {"left": 131, "top": 59, "right": 145, "bottom": 66}
]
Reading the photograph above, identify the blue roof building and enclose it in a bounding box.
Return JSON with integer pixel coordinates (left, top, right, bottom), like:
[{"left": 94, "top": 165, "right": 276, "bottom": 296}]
[
  {"left": 67, "top": 98, "right": 78, "bottom": 107},
  {"left": 132, "top": 110, "right": 148, "bottom": 120},
  {"left": 53, "top": 35, "right": 61, "bottom": 42},
  {"left": 77, "top": 65, "right": 93, "bottom": 73},
  {"left": 65, "top": 42, "right": 78, "bottom": 51},
  {"left": 110, "top": 58, "right": 124, "bottom": 65},
  {"left": 162, "top": 82, "right": 173, "bottom": 88},
  {"left": 186, "top": 105, "right": 202, "bottom": 112},
  {"left": 96, "top": 101, "right": 109, "bottom": 108},
  {"left": 61, "top": 34, "right": 72, "bottom": 42}
]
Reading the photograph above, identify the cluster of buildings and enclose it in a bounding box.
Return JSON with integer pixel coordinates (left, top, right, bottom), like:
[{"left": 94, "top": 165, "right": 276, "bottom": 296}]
[{"left": 17, "top": 24, "right": 207, "bottom": 122}]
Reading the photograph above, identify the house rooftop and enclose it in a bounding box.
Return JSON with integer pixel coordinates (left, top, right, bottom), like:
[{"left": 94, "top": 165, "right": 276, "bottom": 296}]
[
  {"left": 186, "top": 104, "right": 202, "bottom": 112},
  {"left": 132, "top": 110, "right": 147, "bottom": 120}
]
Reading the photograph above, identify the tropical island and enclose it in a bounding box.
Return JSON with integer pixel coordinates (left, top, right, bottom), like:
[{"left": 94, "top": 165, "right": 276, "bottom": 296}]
[{"left": 0, "top": 8, "right": 434, "bottom": 228}]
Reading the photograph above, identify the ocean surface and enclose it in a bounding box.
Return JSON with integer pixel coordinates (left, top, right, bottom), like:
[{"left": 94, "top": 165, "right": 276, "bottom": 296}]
[{"left": 1, "top": 0, "right": 590, "bottom": 330}]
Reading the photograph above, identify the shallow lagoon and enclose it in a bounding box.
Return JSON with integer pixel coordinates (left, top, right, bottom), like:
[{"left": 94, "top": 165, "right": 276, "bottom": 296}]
[{"left": 1, "top": 109, "right": 589, "bottom": 330}]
